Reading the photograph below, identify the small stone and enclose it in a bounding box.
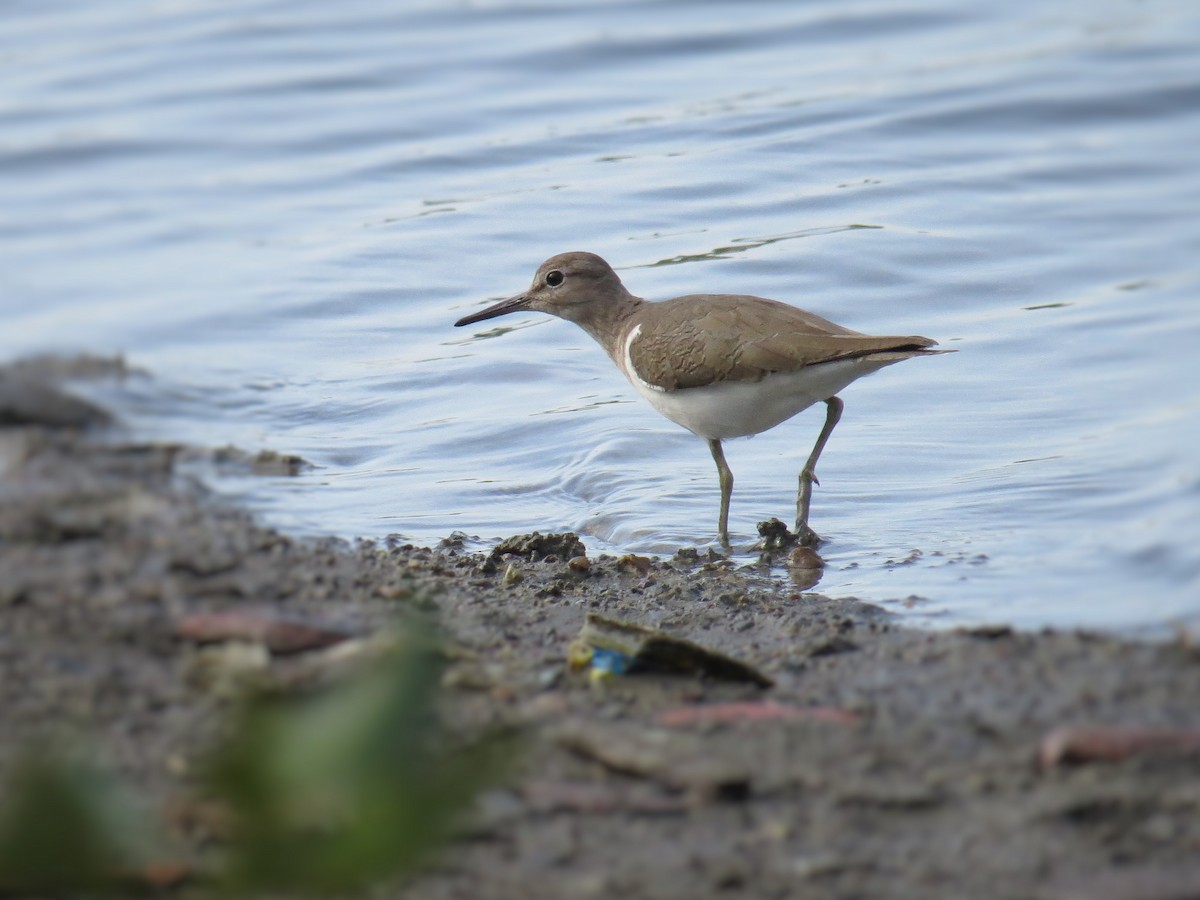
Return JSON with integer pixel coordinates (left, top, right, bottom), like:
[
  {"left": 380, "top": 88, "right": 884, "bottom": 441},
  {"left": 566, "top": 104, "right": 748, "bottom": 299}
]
[
  {"left": 789, "top": 546, "right": 824, "bottom": 569},
  {"left": 492, "top": 531, "right": 585, "bottom": 561},
  {"left": 671, "top": 547, "right": 701, "bottom": 567},
  {"left": 567, "top": 555, "right": 590, "bottom": 573},
  {"left": 438, "top": 531, "right": 468, "bottom": 550},
  {"left": 503, "top": 563, "right": 523, "bottom": 585},
  {"left": 617, "top": 554, "right": 652, "bottom": 575}
]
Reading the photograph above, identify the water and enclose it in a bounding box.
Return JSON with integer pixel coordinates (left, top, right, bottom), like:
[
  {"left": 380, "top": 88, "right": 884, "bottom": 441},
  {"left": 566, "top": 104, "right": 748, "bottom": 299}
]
[{"left": 4, "top": 0, "right": 1199, "bottom": 632}]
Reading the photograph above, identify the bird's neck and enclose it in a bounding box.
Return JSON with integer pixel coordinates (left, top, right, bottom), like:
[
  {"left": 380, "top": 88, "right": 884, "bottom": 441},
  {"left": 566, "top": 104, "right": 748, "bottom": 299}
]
[{"left": 570, "top": 293, "right": 645, "bottom": 361}]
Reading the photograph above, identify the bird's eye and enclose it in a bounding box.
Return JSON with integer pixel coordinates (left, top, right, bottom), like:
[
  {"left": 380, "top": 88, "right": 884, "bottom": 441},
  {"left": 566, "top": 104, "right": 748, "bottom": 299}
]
[{"left": 545, "top": 270, "right": 564, "bottom": 287}]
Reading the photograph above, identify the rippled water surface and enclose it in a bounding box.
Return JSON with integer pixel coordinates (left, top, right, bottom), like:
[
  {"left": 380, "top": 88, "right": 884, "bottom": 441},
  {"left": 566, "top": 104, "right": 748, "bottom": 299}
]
[{"left": 5, "top": 0, "right": 1199, "bottom": 631}]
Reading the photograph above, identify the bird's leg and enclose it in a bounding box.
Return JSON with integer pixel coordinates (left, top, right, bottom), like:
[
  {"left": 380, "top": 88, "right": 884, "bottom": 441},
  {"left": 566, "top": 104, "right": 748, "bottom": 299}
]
[
  {"left": 796, "top": 396, "right": 844, "bottom": 547},
  {"left": 708, "top": 438, "right": 734, "bottom": 547}
]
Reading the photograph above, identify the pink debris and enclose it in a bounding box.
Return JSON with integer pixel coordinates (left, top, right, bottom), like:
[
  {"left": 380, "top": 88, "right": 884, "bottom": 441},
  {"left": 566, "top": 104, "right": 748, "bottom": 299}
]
[
  {"left": 175, "top": 610, "right": 357, "bottom": 654},
  {"left": 1040, "top": 725, "right": 1200, "bottom": 768}
]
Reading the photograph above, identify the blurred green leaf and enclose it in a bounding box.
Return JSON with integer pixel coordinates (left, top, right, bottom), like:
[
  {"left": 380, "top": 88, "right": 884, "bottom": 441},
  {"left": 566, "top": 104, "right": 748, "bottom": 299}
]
[
  {"left": 0, "top": 624, "right": 508, "bottom": 897},
  {"left": 0, "top": 750, "right": 159, "bottom": 895},
  {"left": 209, "top": 625, "right": 511, "bottom": 894}
]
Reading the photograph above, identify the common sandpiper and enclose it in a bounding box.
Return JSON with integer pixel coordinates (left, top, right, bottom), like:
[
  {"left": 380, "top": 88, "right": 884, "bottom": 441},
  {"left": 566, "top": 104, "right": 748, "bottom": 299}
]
[{"left": 455, "top": 251, "right": 949, "bottom": 547}]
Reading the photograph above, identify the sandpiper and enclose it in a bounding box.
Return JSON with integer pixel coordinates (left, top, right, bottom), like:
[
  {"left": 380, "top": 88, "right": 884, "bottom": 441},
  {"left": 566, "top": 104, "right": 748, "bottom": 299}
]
[{"left": 455, "top": 251, "right": 948, "bottom": 546}]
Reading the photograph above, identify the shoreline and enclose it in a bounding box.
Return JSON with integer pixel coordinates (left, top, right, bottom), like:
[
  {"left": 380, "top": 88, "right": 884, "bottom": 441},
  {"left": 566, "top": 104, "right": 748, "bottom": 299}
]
[{"left": 3, "top": 357, "right": 1199, "bottom": 899}]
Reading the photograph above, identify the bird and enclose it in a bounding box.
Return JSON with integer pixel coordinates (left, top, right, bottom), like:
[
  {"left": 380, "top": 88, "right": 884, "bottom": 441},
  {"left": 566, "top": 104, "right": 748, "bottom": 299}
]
[{"left": 454, "top": 251, "right": 948, "bottom": 546}]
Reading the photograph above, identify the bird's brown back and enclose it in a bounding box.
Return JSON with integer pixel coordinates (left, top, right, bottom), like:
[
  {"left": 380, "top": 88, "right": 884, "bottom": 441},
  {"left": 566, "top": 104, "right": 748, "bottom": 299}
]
[{"left": 627, "top": 294, "right": 938, "bottom": 390}]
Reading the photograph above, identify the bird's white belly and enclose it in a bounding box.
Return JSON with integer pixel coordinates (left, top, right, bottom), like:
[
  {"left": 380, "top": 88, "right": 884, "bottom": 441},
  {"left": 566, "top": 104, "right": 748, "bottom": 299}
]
[{"left": 623, "top": 357, "right": 899, "bottom": 440}]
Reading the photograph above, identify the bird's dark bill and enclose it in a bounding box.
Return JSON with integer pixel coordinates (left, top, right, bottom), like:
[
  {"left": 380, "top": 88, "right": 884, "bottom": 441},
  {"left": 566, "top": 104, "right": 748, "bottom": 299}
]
[{"left": 454, "top": 293, "right": 531, "bottom": 327}]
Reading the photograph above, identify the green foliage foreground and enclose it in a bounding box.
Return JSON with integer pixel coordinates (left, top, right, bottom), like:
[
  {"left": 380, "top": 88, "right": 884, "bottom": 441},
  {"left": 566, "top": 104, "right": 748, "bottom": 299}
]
[{"left": 0, "top": 626, "right": 510, "bottom": 896}]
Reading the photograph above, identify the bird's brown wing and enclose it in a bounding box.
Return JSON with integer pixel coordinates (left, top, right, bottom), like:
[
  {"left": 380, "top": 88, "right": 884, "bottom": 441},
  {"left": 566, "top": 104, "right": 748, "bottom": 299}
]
[{"left": 627, "top": 294, "right": 938, "bottom": 391}]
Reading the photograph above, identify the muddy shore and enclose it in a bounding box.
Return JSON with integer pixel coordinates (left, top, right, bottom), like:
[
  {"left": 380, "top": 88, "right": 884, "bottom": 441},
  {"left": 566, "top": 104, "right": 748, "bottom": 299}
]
[{"left": 3, "top": 357, "right": 1199, "bottom": 900}]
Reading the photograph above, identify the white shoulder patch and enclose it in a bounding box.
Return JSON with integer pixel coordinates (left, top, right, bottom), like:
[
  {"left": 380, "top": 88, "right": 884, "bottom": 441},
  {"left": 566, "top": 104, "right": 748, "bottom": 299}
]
[{"left": 621, "top": 323, "right": 666, "bottom": 393}]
